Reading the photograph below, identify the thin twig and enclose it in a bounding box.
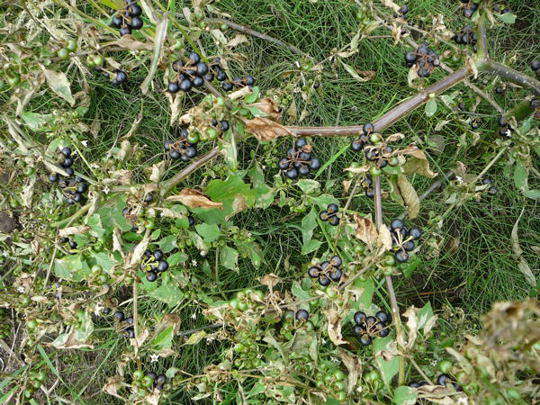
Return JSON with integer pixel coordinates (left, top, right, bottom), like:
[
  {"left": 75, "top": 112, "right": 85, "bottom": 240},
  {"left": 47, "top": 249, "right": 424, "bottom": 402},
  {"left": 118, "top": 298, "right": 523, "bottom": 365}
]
[
  {"left": 205, "top": 18, "right": 308, "bottom": 57},
  {"left": 374, "top": 176, "right": 406, "bottom": 385}
]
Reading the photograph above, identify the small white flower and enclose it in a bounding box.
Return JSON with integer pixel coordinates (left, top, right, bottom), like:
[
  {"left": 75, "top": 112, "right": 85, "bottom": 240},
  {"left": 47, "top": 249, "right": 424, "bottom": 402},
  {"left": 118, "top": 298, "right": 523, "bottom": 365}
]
[{"left": 150, "top": 354, "right": 160, "bottom": 363}]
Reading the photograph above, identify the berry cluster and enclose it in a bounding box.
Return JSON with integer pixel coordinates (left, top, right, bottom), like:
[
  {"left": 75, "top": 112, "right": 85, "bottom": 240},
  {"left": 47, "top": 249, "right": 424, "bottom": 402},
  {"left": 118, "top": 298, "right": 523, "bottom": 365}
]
[
  {"left": 168, "top": 53, "right": 255, "bottom": 94},
  {"left": 492, "top": 4, "right": 512, "bottom": 15},
  {"left": 278, "top": 138, "right": 321, "bottom": 179},
  {"left": 319, "top": 203, "right": 340, "bottom": 226},
  {"left": 351, "top": 126, "right": 399, "bottom": 169},
  {"left": 164, "top": 127, "right": 199, "bottom": 161},
  {"left": 107, "top": 309, "right": 135, "bottom": 339},
  {"left": 142, "top": 249, "right": 169, "bottom": 282},
  {"left": 405, "top": 44, "right": 440, "bottom": 77},
  {"left": 110, "top": 0, "right": 143, "bottom": 36},
  {"left": 460, "top": 0, "right": 479, "bottom": 18},
  {"left": 132, "top": 370, "right": 168, "bottom": 392},
  {"left": 452, "top": 25, "right": 477, "bottom": 46},
  {"left": 362, "top": 174, "right": 375, "bottom": 198},
  {"left": 498, "top": 116, "right": 512, "bottom": 138},
  {"left": 481, "top": 178, "right": 498, "bottom": 195},
  {"left": 48, "top": 147, "right": 89, "bottom": 205},
  {"left": 389, "top": 219, "right": 422, "bottom": 263},
  {"left": 353, "top": 310, "right": 390, "bottom": 346},
  {"left": 307, "top": 255, "right": 344, "bottom": 286},
  {"left": 410, "top": 374, "right": 461, "bottom": 390},
  {"left": 59, "top": 236, "right": 78, "bottom": 252}
]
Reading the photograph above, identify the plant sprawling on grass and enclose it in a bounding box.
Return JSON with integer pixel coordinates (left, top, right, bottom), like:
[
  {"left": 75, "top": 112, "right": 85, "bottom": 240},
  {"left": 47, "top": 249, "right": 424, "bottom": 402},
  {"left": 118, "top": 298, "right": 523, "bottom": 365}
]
[{"left": 0, "top": 0, "right": 538, "bottom": 403}]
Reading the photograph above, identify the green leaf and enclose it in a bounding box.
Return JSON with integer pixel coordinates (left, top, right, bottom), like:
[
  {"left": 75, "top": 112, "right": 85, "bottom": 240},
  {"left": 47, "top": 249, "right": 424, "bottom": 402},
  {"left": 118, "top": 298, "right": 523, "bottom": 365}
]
[
  {"left": 148, "top": 284, "right": 184, "bottom": 306},
  {"left": 98, "top": 0, "right": 124, "bottom": 8},
  {"left": 149, "top": 326, "right": 174, "bottom": 351},
  {"left": 425, "top": 98, "right": 437, "bottom": 117},
  {"left": 21, "top": 112, "right": 54, "bottom": 131},
  {"left": 94, "top": 252, "right": 117, "bottom": 273},
  {"left": 44, "top": 70, "right": 75, "bottom": 106},
  {"left": 291, "top": 281, "right": 312, "bottom": 301},
  {"left": 185, "top": 330, "right": 207, "bottom": 345},
  {"left": 417, "top": 302, "right": 435, "bottom": 329},
  {"left": 374, "top": 336, "right": 401, "bottom": 386},
  {"left": 87, "top": 214, "right": 106, "bottom": 239},
  {"left": 393, "top": 386, "right": 417, "bottom": 405},
  {"left": 352, "top": 278, "right": 375, "bottom": 308},
  {"left": 497, "top": 12, "right": 516, "bottom": 24},
  {"left": 220, "top": 245, "right": 239, "bottom": 270},
  {"left": 54, "top": 254, "right": 90, "bottom": 281},
  {"left": 513, "top": 161, "right": 528, "bottom": 192},
  {"left": 296, "top": 179, "right": 320, "bottom": 194},
  {"left": 237, "top": 240, "right": 263, "bottom": 268},
  {"left": 300, "top": 208, "right": 319, "bottom": 255},
  {"left": 301, "top": 239, "right": 322, "bottom": 255},
  {"left": 158, "top": 235, "right": 178, "bottom": 253},
  {"left": 168, "top": 251, "right": 188, "bottom": 266},
  {"left": 195, "top": 223, "right": 221, "bottom": 243},
  {"left": 523, "top": 189, "right": 540, "bottom": 200}
]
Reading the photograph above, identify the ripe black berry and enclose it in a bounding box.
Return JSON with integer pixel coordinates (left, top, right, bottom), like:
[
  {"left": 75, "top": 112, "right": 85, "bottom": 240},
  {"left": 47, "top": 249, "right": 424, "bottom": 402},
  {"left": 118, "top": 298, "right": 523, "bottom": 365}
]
[
  {"left": 329, "top": 268, "right": 343, "bottom": 282},
  {"left": 127, "top": 4, "right": 142, "bottom": 17},
  {"left": 390, "top": 219, "right": 404, "bottom": 230},
  {"left": 153, "top": 250, "right": 164, "bottom": 260},
  {"left": 222, "top": 82, "right": 233, "bottom": 91},
  {"left": 113, "top": 70, "right": 127, "bottom": 84},
  {"left": 188, "top": 52, "right": 201, "bottom": 64},
  {"left": 119, "top": 26, "right": 131, "bottom": 36},
  {"left": 114, "top": 311, "right": 125, "bottom": 321},
  {"left": 436, "top": 374, "right": 451, "bottom": 386},
  {"left": 49, "top": 173, "right": 58, "bottom": 182},
  {"left": 146, "top": 271, "right": 157, "bottom": 282},
  {"left": 354, "top": 311, "right": 366, "bottom": 325},
  {"left": 111, "top": 15, "right": 123, "bottom": 28},
  {"left": 308, "top": 266, "right": 319, "bottom": 278},
  {"left": 295, "top": 309, "right": 309, "bottom": 321},
  {"left": 532, "top": 60, "right": 540, "bottom": 71},
  {"left": 61, "top": 147, "right": 72, "bottom": 157},
  {"left": 359, "top": 334, "right": 372, "bottom": 346},
  {"left": 318, "top": 275, "right": 331, "bottom": 286},
  {"left": 395, "top": 250, "right": 409, "bottom": 263},
  {"left": 375, "top": 311, "right": 389, "bottom": 323},
  {"left": 130, "top": 16, "right": 143, "bottom": 30},
  {"left": 220, "top": 120, "right": 230, "bottom": 132},
  {"left": 157, "top": 260, "right": 169, "bottom": 272},
  {"left": 179, "top": 79, "right": 192, "bottom": 92}
]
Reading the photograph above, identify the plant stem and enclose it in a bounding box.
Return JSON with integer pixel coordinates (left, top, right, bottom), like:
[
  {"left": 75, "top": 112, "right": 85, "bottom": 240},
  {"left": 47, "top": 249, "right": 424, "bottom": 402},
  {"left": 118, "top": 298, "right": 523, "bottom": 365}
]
[
  {"left": 160, "top": 147, "right": 220, "bottom": 196},
  {"left": 374, "top": 176, "right": 406, "bottom": 385},
  {"left": 286, "top": 67, "right": 471, "bottom": 137},
  {"left": 482, "top": 61, "right": 540, "bottom": 96},
  {"left": 205, "top": 18, "right": 308, "bottom": 57}
]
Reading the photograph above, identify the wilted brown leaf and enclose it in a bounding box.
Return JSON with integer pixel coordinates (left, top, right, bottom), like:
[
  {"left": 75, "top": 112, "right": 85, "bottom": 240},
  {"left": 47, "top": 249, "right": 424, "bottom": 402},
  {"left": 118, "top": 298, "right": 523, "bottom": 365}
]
[
  {"left": 108, "top": 36, "right": 153, "bottom": 51},
  {"left": 245, "top": 117, "right": 292, "bottom": 141},
  {"left": 344, "top": 165, "right": 370, "bottom": 174},
  {"left": 396, "top": 175, "right": 420, "bottom": 219},
  {"left": 103, "top": 376, "right": 124, "bottom": 400},
  {"left": 511, "top": 208, "right": 536, "bottom": 287},
  {"left": 339, "top": 349, "right": 362, "bottom": 394},
  {"left": 166, "top": 189, "right": 223, "bottom": 209},
  {"left": 402, "top": 146, "right": 438, "bottom": 178},
  {"left": 354, "top": 214, "right": 378, "bottom": 245},
  {"left": 260, "top": 273, "right": 280, "bottom": 290},
  {"left": 377, "top": 224, "right": 393, "bottom": 251},
  {"left": 248, "top": 98, "right": 282, "bottom": 121},
  {"left": 59, "top": 226, "right": 90, "bottom": 237},
  {"left": 226, "top": 33, "right": 249, "bottom": 48},
  {"left": 327, "top": 308, "right": 347, "bottom": 345}
]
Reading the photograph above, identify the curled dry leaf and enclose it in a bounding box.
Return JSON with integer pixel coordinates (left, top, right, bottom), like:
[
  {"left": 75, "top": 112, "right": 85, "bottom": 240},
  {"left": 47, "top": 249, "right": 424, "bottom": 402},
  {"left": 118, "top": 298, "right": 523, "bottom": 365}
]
[
  {"left": 339, "top": 349, "right": 362, "bottom": 394},
  {"left": 248, "top": 98, "right": 282, "bottom": 121},
  {"left": 353, "top": 214, "right": 378, "bottom": 246},
  {"left": 386, "top": 133, "right": 405, "bottom": 143},
  {"left": 327, "top": 308, "right": 347, "bottom": 345},
  {"left": 108, "top": 36, "right": 153, "bottom": 51},
  {"left": 149, "top": 161, "right": 166, "bottom": 183},
  {"left": 128, "top": 230, "right": 150, "bottom": 268},
  {"left": 511, "top": 208, "right": 536, "bottom": 287},
  {"left": 166, "top": 188, "right": 223, "bottom": 209},
  {"left": 344, "top": 165, "right": 370, "bottom": 174},
  {"left": 226, "top": 33, "right": 249, "bottom": 48},
  {"left": 58, "top": 226, "right": 90, "bottom": 237},
  {"left": 260, "top": 273, "right": 280, "bottom": 291},
  {"left": 245, "top": 117, "right": 293, "bottom": 141},
  {"left": 396, "top": 174, "right": 421, "bottom": 219},
  {"left": 401, "top": 146, "right": 438, "bottom": 178},
  {"left": 377, "top": 224, "right": 393, "bottom": 251},
  {"left": 103, "top": 376, "right": 124, "bottom": 400}
]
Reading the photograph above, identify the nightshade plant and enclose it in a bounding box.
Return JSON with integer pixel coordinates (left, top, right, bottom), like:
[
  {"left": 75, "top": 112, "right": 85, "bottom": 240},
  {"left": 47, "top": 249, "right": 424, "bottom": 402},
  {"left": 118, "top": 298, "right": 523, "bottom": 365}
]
[{"left": 0, "top": 0, "right": 538, "bottom": 404}]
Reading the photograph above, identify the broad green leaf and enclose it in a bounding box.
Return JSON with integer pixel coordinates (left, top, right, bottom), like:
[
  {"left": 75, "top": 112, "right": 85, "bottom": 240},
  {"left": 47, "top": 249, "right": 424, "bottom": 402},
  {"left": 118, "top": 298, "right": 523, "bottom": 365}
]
[
  {"left": 44, "top": 70, "right": 75, "bottom": 106},
  {"left": 237, "top": 240, "right": 263, "bottom": 268},
  {"left": 301, "top": 239, "right": 322, "bottom": 255},
  {"left": 523, "top": 189, "right": 540, "bottom": 199},
  {"left": 300, "top": 208, "right": 319, "bottom": 255},
  {"left": 374, "top": 336, "right": 400, "bottom": 386},
  {"left": 168, "top": 251, "right": 188, "bottom": 266},
  {"left": 98, "top": 0, "right": 124, "bottom": 8},
  {"left": 497, "top": 12, "right": 516, "bottom": 24},
  {"left": 185, "top": 330, "right": 207, "bottom": 345},
  {"left": 195, "top": 223, "right": 221, "bottom": 243},
  {"left": 94, "top": 252, "right": 117, "bottom": 273},
  {"left": 220, "top": 245, "right": 239, "bottom": 270},
  {"left": 425, "top": 98, "right": 437, "bottom": 117},
  {"left": 158, "top": 235, "right": 178, "bottom": 253},
  {"left": 21, "top": 112, "right": 54, "bottom": 131},
  {"left": 291, "top": 281, "right": 312, "bottom": 301},
  {"left": 54, "top": 254, "right": 90, "bottom": 281},
  {"left": 148, "top": 284, "right": 184, "bottom": 306},
  {"left": 513, "top": 161, "right": 528, "bottom": 192},
  {"left": 393, "top": 386, "right": 417, "bottom": 405},
  {"left": 417, "top": 302, "right": 435, "bottom": 329},
  {"left": 149, "top": 326, "right": 174, "bottom": 351},
  {"left": 296, "top": 179, "right": 320, "bottom": 194}
]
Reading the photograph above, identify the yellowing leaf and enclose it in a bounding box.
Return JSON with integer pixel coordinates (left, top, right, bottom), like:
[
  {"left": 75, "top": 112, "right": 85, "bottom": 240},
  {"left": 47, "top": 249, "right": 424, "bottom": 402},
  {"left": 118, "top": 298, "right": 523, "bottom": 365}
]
[
  {"left": 340, "top": 61, "right": 375, "bottom": 82},
  {"left": 354, "top": 214, "right": 378, "bottom": 245},
  {"left": 401, "top": 146, "right": 438, "bottom": 178},
  {"left": 44, "top": 70, "right": 75, "bottom": 106},
  {"left": 396, "top": 175, "right": 420, "bottom": 219},
  {"left": 167, "top": 189, "right": 223, "bottom": 209}
]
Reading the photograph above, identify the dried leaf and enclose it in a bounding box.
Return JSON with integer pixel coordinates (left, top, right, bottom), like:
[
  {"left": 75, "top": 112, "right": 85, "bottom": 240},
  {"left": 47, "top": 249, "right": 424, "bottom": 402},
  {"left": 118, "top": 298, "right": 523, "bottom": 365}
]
[
  {"left": 149, "top": 161, "right": 166, "bottom": 183},
  {"left": 402, "top": 146, "right": 437, "bottom": 178},
  {"left": 339, "top": 349, "right": 362, "bottom": 394},
  {"left": 245, "top": 117, "right": 293, "bottom": 141},
  {"left": 226, "top": 34, "right": 249, "bottom": 48},
  {"left": 109, "top": 36, "right": 153, "bottom": 51},
  {"left": 340, "top": 61, "right": 375, "bottom": 82},
  {"left": 377, "top": 224, "right": 393, "bottom": 251},
  {"left": 354, "top": 214, "right": 378, "bottom": 245},
  {"left": 128, "top": 231, "right": 150, "bottom": 267},
  {"left": 140, "top": 15, "right": 168, "bottom": 94},
  {"left": 247, "top": 98, "right": 282, "bottom": 121},
  {"left": 386, "top": 133, "right": 405, "bottom": 143},
  {"left": 344, "top": 165, "right": 370, "bottom": 174},
  {"left": 59, "top": 226, "right": 90, "bottom": 237},
  {"left": 167, "top": 189, "right": 223, "bottom": 209},
  {"left": 43, "top": 69, "right": 75, "bottom": 106},
  {"left": 103, "top": 376, "right": 124, "bottom": 400},
  {"left": 260, "top": 273, "right": 280, "bottom": 291},
  {"left": 396, "top": 175, "right": 420, "bottom": 219},
  {"left": 327, "top": 308, "right": 347, "bottom": 345},
  {"left": 511, "top": 208, "right": 536, "bottom": 286}
]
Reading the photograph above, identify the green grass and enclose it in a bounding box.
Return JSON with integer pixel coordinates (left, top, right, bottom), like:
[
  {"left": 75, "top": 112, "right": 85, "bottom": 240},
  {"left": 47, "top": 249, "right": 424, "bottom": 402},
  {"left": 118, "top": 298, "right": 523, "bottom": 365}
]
[{"left": 2, "top": 0, "right": 538, "bottom": 403}]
